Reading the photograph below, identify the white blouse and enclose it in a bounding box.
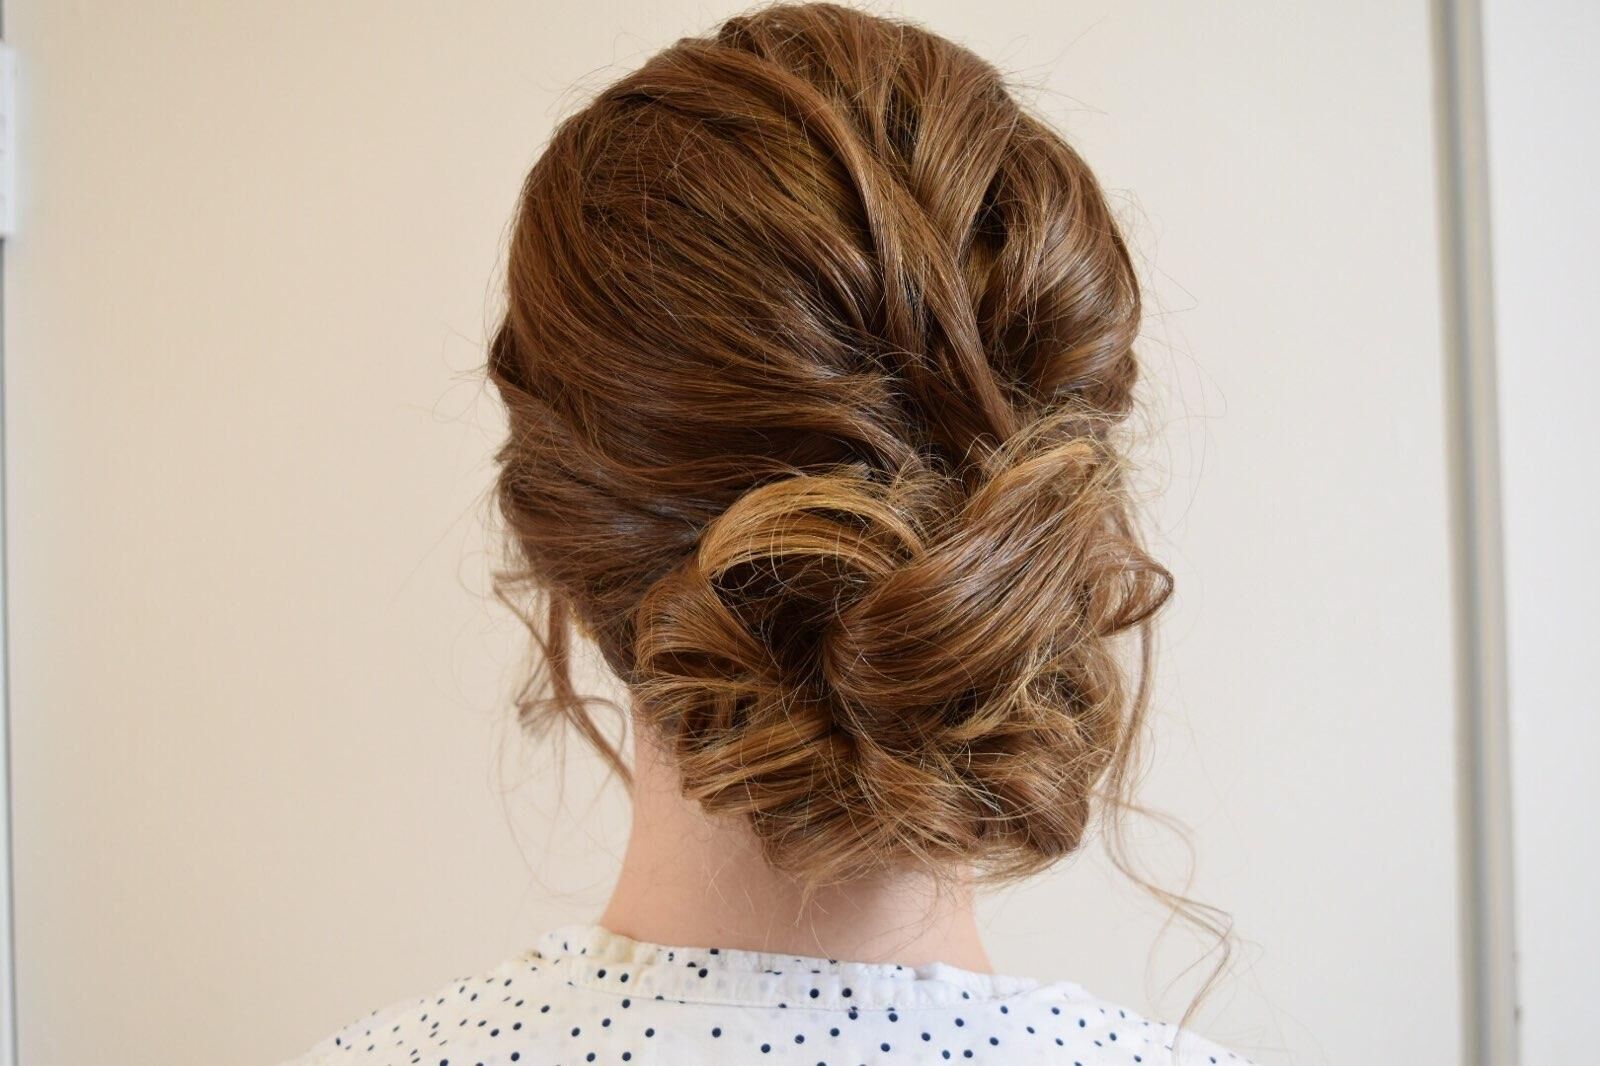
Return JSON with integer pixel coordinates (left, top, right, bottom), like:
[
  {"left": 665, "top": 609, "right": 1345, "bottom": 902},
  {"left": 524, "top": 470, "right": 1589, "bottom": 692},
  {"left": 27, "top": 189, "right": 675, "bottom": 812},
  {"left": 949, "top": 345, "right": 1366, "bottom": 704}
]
[{"left": 285, "top": 923, "right": 1249, "bottom": 1065}]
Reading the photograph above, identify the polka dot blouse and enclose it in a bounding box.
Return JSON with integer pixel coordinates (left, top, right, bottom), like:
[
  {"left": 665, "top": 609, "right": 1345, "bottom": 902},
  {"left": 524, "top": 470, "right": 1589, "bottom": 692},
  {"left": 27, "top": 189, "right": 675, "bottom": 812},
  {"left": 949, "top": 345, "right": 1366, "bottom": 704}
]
[{"left": 285, "top": 924, "right": 1248, "bottom": 1065}]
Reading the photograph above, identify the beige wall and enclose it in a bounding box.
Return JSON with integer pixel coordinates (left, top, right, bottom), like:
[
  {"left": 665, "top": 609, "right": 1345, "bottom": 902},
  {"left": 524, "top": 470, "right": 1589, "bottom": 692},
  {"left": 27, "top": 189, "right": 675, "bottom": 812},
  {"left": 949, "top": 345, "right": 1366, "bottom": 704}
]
[{"left": 6, "top": 2, "right": 1460, "bottom": 1064}]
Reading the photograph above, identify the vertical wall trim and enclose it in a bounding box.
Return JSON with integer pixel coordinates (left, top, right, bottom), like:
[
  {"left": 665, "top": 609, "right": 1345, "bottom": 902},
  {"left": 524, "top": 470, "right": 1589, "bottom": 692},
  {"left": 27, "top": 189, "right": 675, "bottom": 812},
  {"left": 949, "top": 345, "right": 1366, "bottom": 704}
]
[
  {"left": 1430, "top": 1, "right": 1519, "bottom": 1064},
  {"left": 0, "top": 0, "right": 16, "bottom": 1059}
]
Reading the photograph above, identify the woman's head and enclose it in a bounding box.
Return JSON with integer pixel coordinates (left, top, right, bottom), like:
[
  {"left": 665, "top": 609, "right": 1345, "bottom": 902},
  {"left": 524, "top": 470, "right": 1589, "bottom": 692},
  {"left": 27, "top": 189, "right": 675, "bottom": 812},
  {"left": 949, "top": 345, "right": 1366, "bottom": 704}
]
[{"left": 489, "top": 2, "right": 1171, "bottom": 887}]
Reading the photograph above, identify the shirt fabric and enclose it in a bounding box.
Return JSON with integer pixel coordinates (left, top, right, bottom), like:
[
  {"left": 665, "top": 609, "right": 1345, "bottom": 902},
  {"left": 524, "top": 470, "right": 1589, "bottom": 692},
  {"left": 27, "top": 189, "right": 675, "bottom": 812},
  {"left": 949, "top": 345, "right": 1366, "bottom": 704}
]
[{"left": 286, "top": 923, "right": 1249, "bottom": 1066}]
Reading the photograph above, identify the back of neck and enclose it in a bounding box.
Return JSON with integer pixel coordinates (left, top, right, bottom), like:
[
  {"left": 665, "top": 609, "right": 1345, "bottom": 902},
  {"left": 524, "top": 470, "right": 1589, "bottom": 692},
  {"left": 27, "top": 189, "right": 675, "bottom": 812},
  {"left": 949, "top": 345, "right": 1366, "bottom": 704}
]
[{"left": 600, "top": 730, "right": 993, "bottom": 972}]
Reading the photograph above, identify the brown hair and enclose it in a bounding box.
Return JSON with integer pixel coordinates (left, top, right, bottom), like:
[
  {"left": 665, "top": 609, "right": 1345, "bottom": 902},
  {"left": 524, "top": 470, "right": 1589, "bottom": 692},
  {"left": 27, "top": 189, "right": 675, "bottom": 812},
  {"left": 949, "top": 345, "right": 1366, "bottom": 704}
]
[{"left": 489, "top": 2, "right": 1172, "bottom": 889}]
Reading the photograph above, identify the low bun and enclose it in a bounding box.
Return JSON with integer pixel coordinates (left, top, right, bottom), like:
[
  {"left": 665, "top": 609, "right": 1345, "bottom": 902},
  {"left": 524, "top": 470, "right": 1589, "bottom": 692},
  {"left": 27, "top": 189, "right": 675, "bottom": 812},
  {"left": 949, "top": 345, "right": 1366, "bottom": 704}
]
[
  {"left": 633, "top": 414, "right": 1170, "bottom": 882},
  {"left": 489, "top": 2, "right": 1172, "bottom": 885}
]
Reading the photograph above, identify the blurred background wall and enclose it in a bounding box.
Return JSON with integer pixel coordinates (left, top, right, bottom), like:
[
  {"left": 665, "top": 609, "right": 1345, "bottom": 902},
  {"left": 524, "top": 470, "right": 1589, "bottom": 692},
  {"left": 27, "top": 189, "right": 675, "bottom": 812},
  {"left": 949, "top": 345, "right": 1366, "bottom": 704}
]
[
  {"left": 5, "top": 1, "right": 1585, "bottom": 1063},
  {"left": 1481, "top": 1, "right": 1600, "bottom": 1062}
]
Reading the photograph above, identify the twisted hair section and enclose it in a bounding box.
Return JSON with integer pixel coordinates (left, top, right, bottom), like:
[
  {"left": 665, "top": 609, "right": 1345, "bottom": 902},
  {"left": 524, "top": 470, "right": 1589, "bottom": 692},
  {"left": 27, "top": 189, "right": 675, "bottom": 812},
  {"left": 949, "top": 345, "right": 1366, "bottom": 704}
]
[
  {"left": 489, "top": 1, "right": 1195, "bottom": 905},
  {"left": 630, "top": 412, "right": 1169, "bottom": 883}
]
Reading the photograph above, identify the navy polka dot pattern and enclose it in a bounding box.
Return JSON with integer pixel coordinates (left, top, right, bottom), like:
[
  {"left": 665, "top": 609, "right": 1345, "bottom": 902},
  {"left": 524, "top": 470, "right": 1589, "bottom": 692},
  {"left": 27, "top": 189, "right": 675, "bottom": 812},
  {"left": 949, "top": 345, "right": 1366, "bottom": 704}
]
[{"left": 284, "top": 924, "right": 1249, "bottom": 1065}]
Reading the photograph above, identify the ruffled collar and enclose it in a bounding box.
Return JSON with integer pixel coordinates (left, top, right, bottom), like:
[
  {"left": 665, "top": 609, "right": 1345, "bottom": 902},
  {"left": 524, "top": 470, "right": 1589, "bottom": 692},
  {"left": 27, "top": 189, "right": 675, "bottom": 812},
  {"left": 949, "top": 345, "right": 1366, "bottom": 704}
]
[{"left": 534, "top": 923, "right": 1057, "bottom": 1012}]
